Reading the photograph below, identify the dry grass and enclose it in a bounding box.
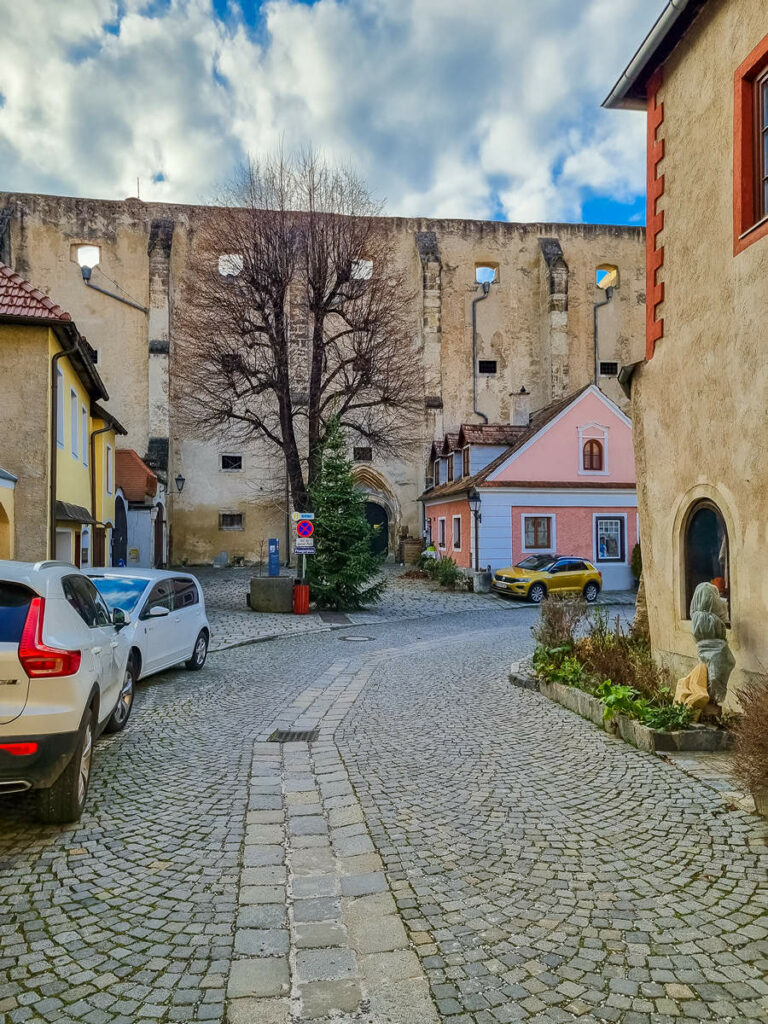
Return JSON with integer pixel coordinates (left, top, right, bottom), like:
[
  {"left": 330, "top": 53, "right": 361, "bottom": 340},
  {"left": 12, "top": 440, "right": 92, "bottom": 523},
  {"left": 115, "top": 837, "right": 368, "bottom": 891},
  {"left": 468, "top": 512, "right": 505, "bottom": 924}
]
[
  {"left": 532, "top": 595, "right": 588, "bottom": 650},
  {"left": 730, "top": 681, "right": 768, "bottom": 793},
  {"left": 574, "top": 608, "right": 674, "bottom": 703}
]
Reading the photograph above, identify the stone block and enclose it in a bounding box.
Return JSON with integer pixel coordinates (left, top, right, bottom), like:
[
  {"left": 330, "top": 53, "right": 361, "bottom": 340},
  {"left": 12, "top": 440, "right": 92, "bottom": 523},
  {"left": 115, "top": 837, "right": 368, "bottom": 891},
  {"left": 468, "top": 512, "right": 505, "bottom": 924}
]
[
  {"left": 227, "top": 997, "right": 290, "bottom": 1024},
  {"left": 295, "top": 948, "right": 356, "bottom": 983},
  {"left": 299, "top": 980, "right": 361, "bottom": 1019},
  {"left": 227, "top": 958, "right": 289, "bottom": 999},
  {"left": 249, "top": 577, "right": 294, "bottom": 614}
]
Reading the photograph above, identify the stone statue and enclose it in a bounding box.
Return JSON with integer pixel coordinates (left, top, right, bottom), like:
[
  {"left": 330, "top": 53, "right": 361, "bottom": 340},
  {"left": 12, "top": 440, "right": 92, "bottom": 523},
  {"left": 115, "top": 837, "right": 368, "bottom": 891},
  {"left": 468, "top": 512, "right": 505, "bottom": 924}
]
[{"left": 675, "top": 582, "right": 735, "bottom": 713}]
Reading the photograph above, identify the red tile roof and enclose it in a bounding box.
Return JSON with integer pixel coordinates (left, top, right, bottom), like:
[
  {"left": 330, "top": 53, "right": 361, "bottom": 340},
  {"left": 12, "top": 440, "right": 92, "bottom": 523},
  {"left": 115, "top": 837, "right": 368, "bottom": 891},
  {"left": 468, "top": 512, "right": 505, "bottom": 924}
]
[
  {"left": 0, "top": 263, "right": 72, "bottom": 321},
  {"left": 457, "top": 423, "right": 527, "bottom": 447},
  {"left": 116, "top": 449, "right": 158, "bottom": 502}
]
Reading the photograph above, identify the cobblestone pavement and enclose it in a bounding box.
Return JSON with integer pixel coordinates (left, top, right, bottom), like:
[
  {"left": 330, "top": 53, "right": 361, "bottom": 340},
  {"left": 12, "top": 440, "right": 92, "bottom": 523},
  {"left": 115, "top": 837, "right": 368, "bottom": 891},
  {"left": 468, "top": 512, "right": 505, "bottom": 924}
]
[
  {"left": 337, "top": 642, "right": 768, "bottom": 1024},
  {"left": 192, "top": 565, "right": 635, "bottom": 653},
  {"left": 2, "top": 592, "right": 766, "bottom": 1024}
]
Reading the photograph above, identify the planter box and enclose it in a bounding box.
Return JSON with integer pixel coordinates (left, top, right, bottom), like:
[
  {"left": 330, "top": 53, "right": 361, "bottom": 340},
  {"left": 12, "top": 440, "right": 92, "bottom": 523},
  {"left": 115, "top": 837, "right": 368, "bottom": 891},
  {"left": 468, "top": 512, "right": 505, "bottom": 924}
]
[{"left": 510, "top": 662, "right": 732, "bottom": 753}]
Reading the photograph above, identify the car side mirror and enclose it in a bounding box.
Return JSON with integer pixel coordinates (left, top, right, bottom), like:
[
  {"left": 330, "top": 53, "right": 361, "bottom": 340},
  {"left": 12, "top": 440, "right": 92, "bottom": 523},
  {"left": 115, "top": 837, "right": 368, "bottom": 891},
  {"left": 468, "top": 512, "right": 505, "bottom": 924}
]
[
  {"left": 112, "top": 608, "right": 130, "bottom": 630},
  {"left": 148, "top": 605, "right": 170, "bottom": 618}
]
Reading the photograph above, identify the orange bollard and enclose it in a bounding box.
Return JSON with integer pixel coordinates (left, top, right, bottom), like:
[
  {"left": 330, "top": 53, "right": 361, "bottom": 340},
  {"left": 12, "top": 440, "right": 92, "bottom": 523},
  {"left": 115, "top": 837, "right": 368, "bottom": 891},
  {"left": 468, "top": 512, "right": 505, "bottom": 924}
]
[{"left": 293, "top": 582, "right": 310, "bottom": 614}]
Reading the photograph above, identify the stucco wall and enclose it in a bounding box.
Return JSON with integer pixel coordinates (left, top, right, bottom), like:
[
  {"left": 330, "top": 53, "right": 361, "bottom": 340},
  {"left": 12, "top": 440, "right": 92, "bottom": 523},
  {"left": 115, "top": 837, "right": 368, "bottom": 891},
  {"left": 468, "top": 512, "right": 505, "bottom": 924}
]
[
  {"left": 630, "top": 0, "right": 768, "bottom": 702},
  {"left": 0, "top": 324, "right": 51, "bottom": 559},
  {"left": 491, "top": 390, "right": 635, "bottom": 484},
  {"left": 424, "top": 498, "right": 472, "bottom": 569},
  {"left": 1, "top": 193, "right": 645, "bottom": 565}
]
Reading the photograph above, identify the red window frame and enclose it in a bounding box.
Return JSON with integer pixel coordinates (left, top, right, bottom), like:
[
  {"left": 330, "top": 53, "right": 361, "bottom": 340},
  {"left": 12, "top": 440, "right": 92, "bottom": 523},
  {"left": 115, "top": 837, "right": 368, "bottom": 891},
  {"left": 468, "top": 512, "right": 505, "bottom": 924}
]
[{"left": 734, "top": 33, "right": 768, "bottom": 254}]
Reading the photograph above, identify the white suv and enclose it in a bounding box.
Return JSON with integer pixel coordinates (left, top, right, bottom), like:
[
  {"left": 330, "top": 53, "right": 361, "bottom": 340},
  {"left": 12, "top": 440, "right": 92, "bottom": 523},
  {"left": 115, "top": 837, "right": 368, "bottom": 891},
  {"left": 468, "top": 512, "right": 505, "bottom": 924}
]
[{"left": 0, "top": 561, "right": 133, "bottom": 823}]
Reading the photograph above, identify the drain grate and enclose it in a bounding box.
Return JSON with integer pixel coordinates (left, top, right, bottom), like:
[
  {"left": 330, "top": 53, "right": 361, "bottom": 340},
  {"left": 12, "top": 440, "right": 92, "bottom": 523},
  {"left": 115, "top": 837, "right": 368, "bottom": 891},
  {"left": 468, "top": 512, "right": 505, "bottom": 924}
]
[
  {"left": 267, "top": 728, "right": 320, "bottom": 743},
  {"left": 340, "top": 635, "right": 374, "bottom": 642}
]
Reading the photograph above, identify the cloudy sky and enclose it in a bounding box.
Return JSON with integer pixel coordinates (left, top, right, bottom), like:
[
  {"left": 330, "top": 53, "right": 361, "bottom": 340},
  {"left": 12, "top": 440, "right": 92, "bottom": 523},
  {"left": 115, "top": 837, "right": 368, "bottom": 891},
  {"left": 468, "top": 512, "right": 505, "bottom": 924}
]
[{"left": 0, "top": 0, "right": 663, "bottom": 224}]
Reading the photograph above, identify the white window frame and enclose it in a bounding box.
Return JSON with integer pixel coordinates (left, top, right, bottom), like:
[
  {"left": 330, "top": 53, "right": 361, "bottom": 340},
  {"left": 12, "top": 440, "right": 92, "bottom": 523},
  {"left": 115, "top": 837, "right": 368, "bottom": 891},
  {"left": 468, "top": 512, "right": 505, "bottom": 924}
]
[
  {"left": 82, "top": 406, "right": 89, "bottom": 466},
  {"left": 56, "top": 367, "right": 65, "bottom": 448},
  {"left": 70, "top": 388, "right": 79, "bottom": 458},
  {"left": 593, "top": 512, "right": 627, "bottom": 564},
  {"left": 521, "top": 514, "right": 556, "bottom": 554},
  {"left": 106, "top": 444, "right": 113, "bottom": 495},
  {"left": 438, "top": 517, "right": 446, "bottom": 549},
  {"left": 578, "top": 424, "right": 609, "bottom": 476},
  {"left": 220, "top": 453, "right": 244, "bottom": 472},
  {"left": 452, "top": 515, "right": 462, "bottom": 551}
]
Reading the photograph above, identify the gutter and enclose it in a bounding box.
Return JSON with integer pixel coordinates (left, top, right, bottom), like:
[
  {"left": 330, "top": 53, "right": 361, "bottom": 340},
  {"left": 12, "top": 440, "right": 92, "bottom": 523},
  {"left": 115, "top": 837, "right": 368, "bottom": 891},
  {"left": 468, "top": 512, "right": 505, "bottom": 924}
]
[
  {"left": 603, "top": 0, "right": 704, "bottom": 110},
  {"left": 593, "top": 287, "right": 613, "bottom": 385},
  {"left": 81, "top": 266, "right": 149, "bottom": 314},
  {"left": 49, "top": 341, "right": 79, "bottom": 558},
  {"left": 89, "top": 424, "right": 114, "bottom": 523},
  {"left": 471, "top": 282, "right": 490, "bottom": 424}
]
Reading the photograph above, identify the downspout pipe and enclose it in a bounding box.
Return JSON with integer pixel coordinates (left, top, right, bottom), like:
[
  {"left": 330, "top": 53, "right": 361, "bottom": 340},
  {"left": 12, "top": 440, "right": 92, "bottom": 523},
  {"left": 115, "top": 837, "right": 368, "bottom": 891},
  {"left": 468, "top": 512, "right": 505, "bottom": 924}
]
[
  {"left": 49, "top": 341, "right": 79, "bottom": 558},
  {"left": 89, "top": 425, "right": 112, "bottom": 519},
  {"left": 81, "top": 266, "right": 149, "bottom": 314},
  {"left": 593, "top": 286, "right": 614, "bottom": 385},
  {"left": 471, "top": 281, "right": 490, "bottom": 424}
]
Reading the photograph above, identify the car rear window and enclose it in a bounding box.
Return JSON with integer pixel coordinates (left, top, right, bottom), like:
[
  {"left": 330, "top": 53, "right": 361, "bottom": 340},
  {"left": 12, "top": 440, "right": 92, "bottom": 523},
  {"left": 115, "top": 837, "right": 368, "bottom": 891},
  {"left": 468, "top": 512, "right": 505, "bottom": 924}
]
[{"left": 0, "top": 583, "right": 33, "bottom": 643}]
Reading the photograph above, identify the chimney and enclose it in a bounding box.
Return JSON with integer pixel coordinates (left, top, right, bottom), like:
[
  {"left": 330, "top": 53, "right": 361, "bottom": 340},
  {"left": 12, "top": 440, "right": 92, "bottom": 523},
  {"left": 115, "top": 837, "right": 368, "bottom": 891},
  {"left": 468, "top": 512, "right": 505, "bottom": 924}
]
[{"left": 511, "top": 386, "right": 530, "bottom": 427}]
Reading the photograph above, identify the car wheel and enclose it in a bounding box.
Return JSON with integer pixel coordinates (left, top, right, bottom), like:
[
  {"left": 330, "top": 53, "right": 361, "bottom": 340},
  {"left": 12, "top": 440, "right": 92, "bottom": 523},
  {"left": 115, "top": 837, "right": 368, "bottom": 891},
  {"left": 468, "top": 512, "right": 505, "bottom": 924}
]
[
  {"left": 105, "top": 658, "right": 135, "bottom": 734},
  {"left": 529, "top": 583, "right": 547, "bottom": 604},
  {"left": 584, "top": 582, "right": 600, "bottom": 603},
  {"left": 186, "top": 630, "right": 208, "bottom": 671},
  {"left": 37, "top": 708, "right": 94, "bottom": 824}
]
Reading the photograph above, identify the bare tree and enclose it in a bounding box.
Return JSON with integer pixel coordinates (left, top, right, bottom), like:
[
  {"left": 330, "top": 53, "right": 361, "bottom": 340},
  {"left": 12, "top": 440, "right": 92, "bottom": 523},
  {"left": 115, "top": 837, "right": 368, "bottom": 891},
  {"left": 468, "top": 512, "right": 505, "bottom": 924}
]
[{"left": 175, "top": 151, "right": 422, "bottom": 511}]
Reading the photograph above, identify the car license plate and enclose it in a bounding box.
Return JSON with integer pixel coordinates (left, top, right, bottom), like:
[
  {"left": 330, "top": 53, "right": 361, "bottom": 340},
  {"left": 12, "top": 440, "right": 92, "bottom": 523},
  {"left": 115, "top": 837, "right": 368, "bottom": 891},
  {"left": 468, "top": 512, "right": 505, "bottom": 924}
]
[{"left": 495, "top": 580, "right": 507, "bottom": 588}]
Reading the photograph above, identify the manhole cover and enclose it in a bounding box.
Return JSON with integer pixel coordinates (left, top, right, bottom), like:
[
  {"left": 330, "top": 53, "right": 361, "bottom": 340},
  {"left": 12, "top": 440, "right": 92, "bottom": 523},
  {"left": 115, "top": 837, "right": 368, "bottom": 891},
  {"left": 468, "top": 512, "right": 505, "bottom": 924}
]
[
  {"left": 339, "top": 635, "right": 374, "bottom": 642},
  {"left": 268, "top": 729, "right": 320, "bottom": 743}
]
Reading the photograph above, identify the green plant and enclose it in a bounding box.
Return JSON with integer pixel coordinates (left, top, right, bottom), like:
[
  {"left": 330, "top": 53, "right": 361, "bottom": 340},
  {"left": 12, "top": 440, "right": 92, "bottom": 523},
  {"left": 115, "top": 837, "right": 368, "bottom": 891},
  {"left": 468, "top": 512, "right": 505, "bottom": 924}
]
[
  {"left": 434, "top": 556, "right": 463, "bottom": 588},
  {"left": 631, "top": 543, "right": 642, "bottom": 580},
  {"left": 640, "top": 701, "right": 694, "bottom": 731},
  {"left": 306, "top": 419, "right": 385, "bottom": 610},
  {"left": 594, "top": 680, "right": 645, "bottom": 721}
]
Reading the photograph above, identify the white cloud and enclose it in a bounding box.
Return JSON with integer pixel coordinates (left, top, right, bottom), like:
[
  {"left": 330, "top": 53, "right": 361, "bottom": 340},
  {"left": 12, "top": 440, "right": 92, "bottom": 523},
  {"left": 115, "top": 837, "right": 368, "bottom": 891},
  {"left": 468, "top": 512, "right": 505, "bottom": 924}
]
[{"left": 0, "top": 0, "right": 665, "bottom": 220}]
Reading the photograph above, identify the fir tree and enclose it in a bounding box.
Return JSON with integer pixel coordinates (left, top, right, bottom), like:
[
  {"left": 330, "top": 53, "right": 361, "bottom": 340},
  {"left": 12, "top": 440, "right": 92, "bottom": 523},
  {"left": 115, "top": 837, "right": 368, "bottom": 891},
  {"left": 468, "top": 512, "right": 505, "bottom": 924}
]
[{"left": 306, "top": 420, "right": 385, "bottom": 610}]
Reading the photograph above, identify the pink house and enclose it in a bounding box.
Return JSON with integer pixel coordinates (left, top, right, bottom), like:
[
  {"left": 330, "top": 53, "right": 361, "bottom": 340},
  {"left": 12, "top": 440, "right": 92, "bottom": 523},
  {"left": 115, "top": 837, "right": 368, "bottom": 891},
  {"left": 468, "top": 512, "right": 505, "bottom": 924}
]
[{"left": 421, "top": 386, "right": 638, "bottom": 591}]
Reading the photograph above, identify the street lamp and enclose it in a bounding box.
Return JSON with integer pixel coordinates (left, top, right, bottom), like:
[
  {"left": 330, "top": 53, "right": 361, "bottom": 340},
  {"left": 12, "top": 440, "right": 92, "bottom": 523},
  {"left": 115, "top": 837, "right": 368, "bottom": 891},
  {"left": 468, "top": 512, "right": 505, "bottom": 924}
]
[
  {"left": 467, "top": 487, "right": 482, "bottom": 570},
  {"left": 175, "top": 473, "right": 186, "bottom": 494}
]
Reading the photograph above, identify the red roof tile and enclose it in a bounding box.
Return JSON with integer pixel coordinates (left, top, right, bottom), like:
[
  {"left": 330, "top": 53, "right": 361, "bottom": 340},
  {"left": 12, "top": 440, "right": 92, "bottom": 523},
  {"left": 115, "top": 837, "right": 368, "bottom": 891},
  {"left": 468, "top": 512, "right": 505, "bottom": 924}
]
[
  {"left": 116, "top": 449, "right": 157, "bottom": 502},
  {"left": 0, "top": 262, "right": 72, "bottom": 321}
]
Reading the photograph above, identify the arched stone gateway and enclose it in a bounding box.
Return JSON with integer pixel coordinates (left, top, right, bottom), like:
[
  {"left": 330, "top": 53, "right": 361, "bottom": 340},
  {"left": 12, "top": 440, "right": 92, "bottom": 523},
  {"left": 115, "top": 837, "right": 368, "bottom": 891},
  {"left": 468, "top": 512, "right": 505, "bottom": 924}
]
[
  {"left": 365, "top": 502, "right": 389, "bottom": 557},
  {"left": 352, "top": 467, "right": 400, "bottom": 560}
]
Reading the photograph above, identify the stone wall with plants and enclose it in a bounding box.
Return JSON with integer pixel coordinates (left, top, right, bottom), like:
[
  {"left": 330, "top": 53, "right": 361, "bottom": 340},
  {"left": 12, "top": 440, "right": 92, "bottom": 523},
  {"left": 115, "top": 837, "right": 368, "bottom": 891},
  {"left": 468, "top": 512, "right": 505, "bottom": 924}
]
[{"left": 532, "top": 598, "right": 695, "bottom": 732}]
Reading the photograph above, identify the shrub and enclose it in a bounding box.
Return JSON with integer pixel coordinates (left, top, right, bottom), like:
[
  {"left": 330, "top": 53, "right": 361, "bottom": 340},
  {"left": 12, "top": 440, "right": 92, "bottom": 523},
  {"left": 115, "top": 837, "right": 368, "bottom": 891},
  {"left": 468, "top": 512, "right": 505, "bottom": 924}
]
[
  {"left": 532, "top": 595, "right": 588, "bottom": 651},
  {"left": 577, "top": 609, "right": 672, "bottom": 702},
  {"left": 730, "top": 681, "right": 768, "bottom": 793},
  {"left": 631, "top": 543, "right": 642, "bottom": 580},
  {"left": 434, "top": 556, "right": 463, "bottom": 588}
]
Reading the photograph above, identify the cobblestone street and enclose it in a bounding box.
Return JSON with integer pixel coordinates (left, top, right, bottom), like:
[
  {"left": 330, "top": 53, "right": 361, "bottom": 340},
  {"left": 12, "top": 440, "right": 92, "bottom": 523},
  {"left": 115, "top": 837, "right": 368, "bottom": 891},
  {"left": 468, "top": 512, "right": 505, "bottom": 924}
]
[{"left": 0, "top": 579, "right": 766, "bottom": 1024}]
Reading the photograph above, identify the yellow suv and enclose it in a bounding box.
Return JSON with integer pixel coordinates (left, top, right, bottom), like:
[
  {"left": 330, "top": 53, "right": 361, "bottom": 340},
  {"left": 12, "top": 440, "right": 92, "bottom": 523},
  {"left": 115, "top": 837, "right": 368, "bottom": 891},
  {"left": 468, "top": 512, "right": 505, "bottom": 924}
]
[{"left": 493, "top": 555, "right": 602, "bottom": 604}]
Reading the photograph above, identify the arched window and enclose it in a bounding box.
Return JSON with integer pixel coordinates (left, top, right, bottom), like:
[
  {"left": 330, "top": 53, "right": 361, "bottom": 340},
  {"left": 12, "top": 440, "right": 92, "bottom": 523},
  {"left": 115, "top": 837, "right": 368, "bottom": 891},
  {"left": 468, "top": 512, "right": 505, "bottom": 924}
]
[
  {"left": 684, "top": 501, "right": 729, "bottom": 615},
  {"left": 583, "top": 439, "right": 603, "bottom": 471}
]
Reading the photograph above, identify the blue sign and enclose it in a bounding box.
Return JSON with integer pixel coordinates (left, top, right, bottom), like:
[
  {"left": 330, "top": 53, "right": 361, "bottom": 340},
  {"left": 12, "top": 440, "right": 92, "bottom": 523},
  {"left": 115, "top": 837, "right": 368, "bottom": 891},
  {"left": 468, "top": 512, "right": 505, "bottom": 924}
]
[{"left": 268, "top": 538, "right": 280, "bottom": 577}]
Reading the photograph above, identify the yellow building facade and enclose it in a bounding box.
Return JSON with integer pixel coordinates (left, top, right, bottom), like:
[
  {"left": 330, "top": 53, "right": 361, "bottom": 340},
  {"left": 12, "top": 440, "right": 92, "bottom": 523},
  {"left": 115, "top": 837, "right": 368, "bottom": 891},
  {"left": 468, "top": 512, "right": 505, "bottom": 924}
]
[{"left": 0, "top": 263, "right": 126, "bottom": 565}]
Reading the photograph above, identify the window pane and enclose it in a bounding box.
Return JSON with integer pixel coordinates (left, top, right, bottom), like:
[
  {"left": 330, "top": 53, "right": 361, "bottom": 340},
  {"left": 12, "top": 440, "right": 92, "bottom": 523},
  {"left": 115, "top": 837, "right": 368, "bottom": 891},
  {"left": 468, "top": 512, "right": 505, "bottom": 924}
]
[
  {"left": 173, "top": 578, "right": 199, "bottom": 608},
  {"left": 763, "top": 178, "right": 768, "bottom": 218},
  {"left": 685, "top": 504, "right": 729, "bottom": 614},
  {"left": 63, "top": 575, "right": 102, "bottom": 627},
  {"left": 525, "top": 517, "right": 550, "bottom": 549},
  {"left": 142, "top": 580, "right": 174, "bottom": 617},
  {"left": 762, "top": 81, "right": 768, "bottom": 129},
  {"left": 596, "top": 518, "right": 623, "bottom": 562}
]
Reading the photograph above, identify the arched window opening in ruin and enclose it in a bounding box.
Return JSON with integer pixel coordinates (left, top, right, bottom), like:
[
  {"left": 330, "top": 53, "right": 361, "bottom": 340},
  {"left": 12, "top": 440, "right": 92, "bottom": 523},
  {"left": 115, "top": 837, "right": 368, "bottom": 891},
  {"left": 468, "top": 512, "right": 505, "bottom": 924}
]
[
  {"left": 73, "top": 244, "right": 101, "bottom": 269},
  {"left": 352, "top": 259, "right": 373, "bottom": 280},
  {"left": 475, "top": 264, "right": 499, "bottom": 284},
  {"left": 596, "top": 264, "right": 619, "bottom": 289},
  {"left": 684, "top": 501, "right": 730, "bottom": 617},
  {"left": 219, "top": 253, "right": 243, "bottom": 277},
  {"left": 583, "top": 439, "right": 603, "bottom": 471}
]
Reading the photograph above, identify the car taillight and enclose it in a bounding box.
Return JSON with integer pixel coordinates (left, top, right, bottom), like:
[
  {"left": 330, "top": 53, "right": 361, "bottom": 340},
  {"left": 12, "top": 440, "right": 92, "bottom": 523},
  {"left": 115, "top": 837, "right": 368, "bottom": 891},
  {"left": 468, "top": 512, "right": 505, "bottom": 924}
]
[
  {"left": 0, "top": 742, "right": 38, "bottom": 756},
  {"left": 18, "top": 597, "right": 81, "bottom": 678}
]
